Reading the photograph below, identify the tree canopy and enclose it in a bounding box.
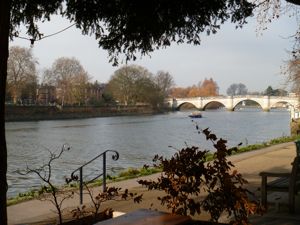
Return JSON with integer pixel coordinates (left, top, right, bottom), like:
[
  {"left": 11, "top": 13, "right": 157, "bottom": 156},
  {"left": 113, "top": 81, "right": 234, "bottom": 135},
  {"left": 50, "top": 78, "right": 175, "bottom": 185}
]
[
  {"left": 7, "top": 46, "right": 38, "bottom": 104},
  {"left": 170, "top": 78, "right": 219, "bottom": 98},
  {"left": 10, "top": 0, "right": 256, "bottom": 65},
  {"left": 43, "top": 57, "right": 90, "bottom": 106},
  {"left": 226, "top": 83, "right": 248, "bottom": 96},
  {"left": 264, "top": 85, "right": 288, "bottom": 96},
  {"left": 105, "top": 65, "right": 170, "bottom": 107}
]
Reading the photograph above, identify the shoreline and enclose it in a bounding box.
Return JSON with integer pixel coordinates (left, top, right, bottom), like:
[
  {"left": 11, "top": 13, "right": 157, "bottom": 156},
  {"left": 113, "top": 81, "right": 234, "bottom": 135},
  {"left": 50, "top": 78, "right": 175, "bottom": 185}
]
[
  {"left": 5, "top": 105, "right": 171, "bottom": 122},
  {"left": 7, "top": 141, "right": 298, "bottom": 225},
  {"left": 7, "top": 136, "right": 299, "bottom": 205}
]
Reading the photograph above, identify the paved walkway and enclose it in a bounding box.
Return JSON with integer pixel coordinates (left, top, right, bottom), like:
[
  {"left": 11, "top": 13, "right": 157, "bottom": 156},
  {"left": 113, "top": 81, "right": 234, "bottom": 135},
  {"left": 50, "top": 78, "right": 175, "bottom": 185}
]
[{"left": 7, "top": 142, "right": 300, "bottom": 224}]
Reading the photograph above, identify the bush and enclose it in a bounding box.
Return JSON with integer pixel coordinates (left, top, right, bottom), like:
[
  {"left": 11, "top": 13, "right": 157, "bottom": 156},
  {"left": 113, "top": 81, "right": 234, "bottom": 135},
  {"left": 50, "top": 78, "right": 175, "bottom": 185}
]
[{"left": 138, "top": 127, "right": 264, "bottom": 224}]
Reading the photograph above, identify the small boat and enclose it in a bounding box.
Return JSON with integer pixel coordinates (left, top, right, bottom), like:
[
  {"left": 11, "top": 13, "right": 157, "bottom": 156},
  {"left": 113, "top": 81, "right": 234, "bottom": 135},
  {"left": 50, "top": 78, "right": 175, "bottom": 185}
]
[{"left": 188, "top": 111, "right": 202, "bottom": 118}]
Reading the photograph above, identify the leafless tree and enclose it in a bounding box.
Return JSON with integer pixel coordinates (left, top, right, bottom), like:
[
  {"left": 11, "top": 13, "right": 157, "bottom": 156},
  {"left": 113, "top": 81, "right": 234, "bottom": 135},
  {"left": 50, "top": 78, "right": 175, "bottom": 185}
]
[
  {"left": 284, "top": 57, "right": 300, "bottom": 93},
  {"left": 43, "top": 57, "right": 90, "bottom": 106},
  {"left": 7, "top": 46, "right": 38, "bottom": 104},
  {"left": 227, "top": 83, "right": 248, "bottom": 96},
  {"left": 154, "top": 71, "right": 175, "bottom": 98},
  {"left": 18, "top": 144, "right": 73, "bottom": 225},
  {"left": 255, "top": 0, "right": 300, "bottom": 57}
]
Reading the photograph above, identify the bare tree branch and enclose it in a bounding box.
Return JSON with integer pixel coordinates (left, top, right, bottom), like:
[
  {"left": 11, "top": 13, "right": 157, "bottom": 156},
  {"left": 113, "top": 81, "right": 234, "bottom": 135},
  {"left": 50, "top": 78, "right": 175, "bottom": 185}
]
[
  {"left": 17, "top": 144, "right": 72, "bottom": 225},
  {"left": 286, "top": 0, "right": 300, "bottom": 6}
]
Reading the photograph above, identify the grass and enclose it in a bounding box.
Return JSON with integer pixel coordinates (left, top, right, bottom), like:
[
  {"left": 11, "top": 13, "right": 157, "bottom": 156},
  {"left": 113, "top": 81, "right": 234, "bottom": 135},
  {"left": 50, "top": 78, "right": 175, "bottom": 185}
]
[
  {"left": 7, "top": 166, "right": 162, "bottom": 206},
  {"left": 8, "top": 134, "right": 300, "bottom": 206},
  {"left": 204, "top": 134, "right": 300, "bottom": 162},
  {"left": 88, "top": 167, "right": 162, "bottom": 187},
  {"left": 7, "top": 188, "right": 40, "bottom": 206},
  {"left": 236, "top": 134, "right": 300, "bottom": 154}
]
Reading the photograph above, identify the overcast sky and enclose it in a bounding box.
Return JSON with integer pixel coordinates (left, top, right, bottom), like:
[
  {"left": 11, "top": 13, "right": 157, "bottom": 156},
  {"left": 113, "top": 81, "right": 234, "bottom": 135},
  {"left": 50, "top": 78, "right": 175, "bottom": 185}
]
[{"left": 11, "top": 13, "right": 297, "bottom": 95}]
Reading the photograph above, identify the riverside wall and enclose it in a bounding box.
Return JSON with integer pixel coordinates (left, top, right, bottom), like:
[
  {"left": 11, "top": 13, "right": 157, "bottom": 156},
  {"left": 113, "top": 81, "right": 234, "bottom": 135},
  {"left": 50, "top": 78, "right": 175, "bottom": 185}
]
[{"left": 5, "top": 105, "right": 163, "bottom": 122}]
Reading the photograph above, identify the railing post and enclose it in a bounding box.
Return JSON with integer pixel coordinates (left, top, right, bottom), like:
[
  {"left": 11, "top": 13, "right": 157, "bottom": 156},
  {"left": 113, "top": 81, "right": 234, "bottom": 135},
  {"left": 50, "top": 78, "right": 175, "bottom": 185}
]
[
  {"left": 70, "top": 150, "right": 119, "bottom": 205},
  {"left": 79, "top": 167, "right": 83, "bottom": 205},
  {"left": 103, "top": 152, "right": 106, "bottom": 192}
]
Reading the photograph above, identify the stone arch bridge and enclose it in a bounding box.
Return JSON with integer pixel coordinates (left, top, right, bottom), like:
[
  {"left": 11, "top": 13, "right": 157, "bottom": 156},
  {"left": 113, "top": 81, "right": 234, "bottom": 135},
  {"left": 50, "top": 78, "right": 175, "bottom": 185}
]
[{"left": 167, "top": 95, "right": 299, "bottom": 112}]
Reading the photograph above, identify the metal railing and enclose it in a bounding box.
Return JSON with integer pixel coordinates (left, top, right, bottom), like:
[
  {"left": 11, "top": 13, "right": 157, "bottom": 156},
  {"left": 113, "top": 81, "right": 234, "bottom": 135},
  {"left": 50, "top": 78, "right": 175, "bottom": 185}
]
[{"left": 69, "top": 150, "right": 119, "bottom": 204}]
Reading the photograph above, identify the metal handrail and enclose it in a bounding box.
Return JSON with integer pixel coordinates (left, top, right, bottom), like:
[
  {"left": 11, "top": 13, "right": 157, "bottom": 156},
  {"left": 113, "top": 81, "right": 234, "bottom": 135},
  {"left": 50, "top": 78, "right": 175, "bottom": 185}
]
[{"left": 69, "top": 150, "right": 119, "bottom": 204}]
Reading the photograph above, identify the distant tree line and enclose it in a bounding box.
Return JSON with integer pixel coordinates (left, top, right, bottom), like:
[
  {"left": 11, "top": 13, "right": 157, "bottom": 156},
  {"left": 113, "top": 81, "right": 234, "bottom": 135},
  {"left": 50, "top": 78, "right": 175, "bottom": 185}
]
[
  {"left": 170, "top": 78, "right": 219, "bottom": 98},
  {"left": 105, "top": 65, "right": 174, "bottom": 108},
  {"left": 6, "top": 46, "right": 291, "bottom": 108},
  {"left": 6, "top": 46, "right": 38, "bottom": 104},
  {"left": 264, "top": 86, "right": 288, "bottom": 96},
  {"left": 5, "top": 46, "right": 175, "bottom": 108},
  {"left": 226, "top": 83, "right": 248, "bottom": 96},
  {"left": 226, "top": 83, "right": 288, "bottom": 97},
  {"left": 5, "top": 46, "right": 108, "bottom": 106}
]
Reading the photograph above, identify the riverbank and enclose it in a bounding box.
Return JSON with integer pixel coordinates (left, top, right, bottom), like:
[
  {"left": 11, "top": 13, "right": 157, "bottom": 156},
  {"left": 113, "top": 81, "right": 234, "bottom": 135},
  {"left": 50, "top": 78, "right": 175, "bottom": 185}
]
[
  {"left": 7, "top": 133, "right": 300, "bottom": 207},
  {"left": 7, "top": 141, "right": 300, "bottom": 225},
  {"left": 5, "top": 105, "right": 170, "bottom": 122}
]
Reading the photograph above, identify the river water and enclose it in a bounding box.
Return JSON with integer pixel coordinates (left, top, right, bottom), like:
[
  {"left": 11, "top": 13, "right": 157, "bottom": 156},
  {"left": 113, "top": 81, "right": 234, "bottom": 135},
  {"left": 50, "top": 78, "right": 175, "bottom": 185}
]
[{"left": 6, "top": 109, "right": 291, "bottom": 197}]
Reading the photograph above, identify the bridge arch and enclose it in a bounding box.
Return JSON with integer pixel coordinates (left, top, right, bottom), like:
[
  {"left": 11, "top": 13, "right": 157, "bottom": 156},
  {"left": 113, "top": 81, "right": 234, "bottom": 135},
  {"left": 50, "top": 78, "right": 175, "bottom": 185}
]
[
  {"left": 203, "top": 101, "right": 225, "bottom": 110},
  {"left": 232, "top": 99, "right": 263, "bottom": 111},
  {"left": 177, "top": 102, "right": 198, "bottom": 110},
  {"left": 270, "top": 100, "right": 289, "bottom": 109}
]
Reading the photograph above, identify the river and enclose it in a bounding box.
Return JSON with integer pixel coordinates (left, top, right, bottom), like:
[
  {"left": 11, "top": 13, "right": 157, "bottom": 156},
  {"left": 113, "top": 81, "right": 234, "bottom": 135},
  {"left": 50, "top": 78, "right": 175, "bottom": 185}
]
[{"left": 6, "top": 108, "right": 291, "bottom": 197}]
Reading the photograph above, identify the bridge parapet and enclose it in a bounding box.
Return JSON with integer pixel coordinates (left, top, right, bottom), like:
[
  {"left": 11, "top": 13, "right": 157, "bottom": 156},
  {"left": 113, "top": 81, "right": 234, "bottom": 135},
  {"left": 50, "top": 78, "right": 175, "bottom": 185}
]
[
  {"left": 269, "top": 96, "right": 297, "bottom": 99},
  {"left": 167, "top": 95, "right": 299, "bottom": 113}
]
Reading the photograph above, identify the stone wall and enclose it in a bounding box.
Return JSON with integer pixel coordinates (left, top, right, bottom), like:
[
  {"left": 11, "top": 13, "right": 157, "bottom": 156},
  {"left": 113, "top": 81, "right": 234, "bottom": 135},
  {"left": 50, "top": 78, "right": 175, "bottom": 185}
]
[{"left": 5, "top": 105, "right": 158, "bottom": 122}]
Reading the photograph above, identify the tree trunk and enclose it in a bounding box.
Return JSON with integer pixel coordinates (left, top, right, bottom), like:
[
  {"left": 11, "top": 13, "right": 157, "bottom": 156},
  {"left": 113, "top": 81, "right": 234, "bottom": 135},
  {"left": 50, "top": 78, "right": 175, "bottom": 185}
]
[
  {"left": 286, "top": 0, "right": 300, "bottom": 6},
  {"left": 0, "top": 0, "right": 11, "bottom": 224}
]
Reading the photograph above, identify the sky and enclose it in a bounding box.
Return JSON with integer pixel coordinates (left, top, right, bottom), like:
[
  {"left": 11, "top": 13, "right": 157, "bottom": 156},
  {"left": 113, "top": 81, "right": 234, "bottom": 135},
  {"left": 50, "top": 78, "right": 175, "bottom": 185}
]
[{"left": 10, "top": 12, "right": 298, "bottom": 95}]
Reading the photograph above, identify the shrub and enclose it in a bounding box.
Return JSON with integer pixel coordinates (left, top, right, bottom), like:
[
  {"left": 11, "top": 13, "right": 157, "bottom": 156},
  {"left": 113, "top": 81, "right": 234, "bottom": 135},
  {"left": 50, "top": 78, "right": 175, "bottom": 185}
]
[{"left": 138, "top": 127, "right": 264, "bottom": 224}]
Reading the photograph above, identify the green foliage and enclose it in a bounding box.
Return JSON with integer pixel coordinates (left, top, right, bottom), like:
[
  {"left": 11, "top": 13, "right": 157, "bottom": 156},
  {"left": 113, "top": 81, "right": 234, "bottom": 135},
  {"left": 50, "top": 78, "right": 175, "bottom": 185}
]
[
  {"left": 38, "top": 185, "right": 58, "bottom": 194},
  {"left": 139, "top": 128, "right": 264, "bottom": 224},
  {"left": 236, "top": 135, "right": 300, "bottom": 154},
  {"left": 7, "top": 189, "right": 39, "bottom": 206},
  {"left": 104, "top": 167, "right": 162, "bottom": 183},
  {"left": 106, "top": 65, "right": 166, "bottom": 107},
  {"left": 268, "top": 135, "right": 297, "bottom": 144},
  {"left": 18, "top": 189, "right": 37, "bottom": 198},
  {"left": 237, "top": 143, "right": 268, "bottom": 153},
  {"left": 264, "top": 86, "right": 288, "bottom": 96},
  {"left": 117, "top": 167, "right": 162, "bottom": 179},
  {"left": 193, "top": 134, "right": 300, "bottom": 162},
  {"left": 7, "top": 185, "right": 60, "bottom": 206},
  {"left": 101, "top": 93, "right": 116, "bottom": 105},
  {"left": 10, "top": 1, "right": 256, "bottom": 65},
  {"left": 118, "top": 168, "right": 140, "bottom": 177},
  {"left": 7, "top": 185, "right": 61, "bottom": 206},
  {"left": 8, "top": 165, "right": 160, "bottom": 207},
  {"left": 67, "top": 0, "right": 254, "bottom": 65}
]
